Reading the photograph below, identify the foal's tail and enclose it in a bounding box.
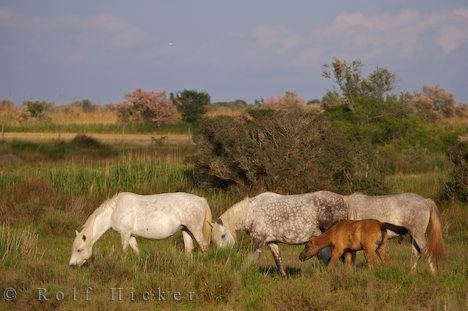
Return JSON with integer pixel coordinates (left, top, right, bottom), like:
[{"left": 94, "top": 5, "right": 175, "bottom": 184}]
[
  {"left": 423, "top": 199, "right": 446, "bottom": 267},
  {"left": 202, "top": 199, "right": 213, "bottom": 245},
  {"left": 380, "top": 222, "right": 408, "bottom": 235}
]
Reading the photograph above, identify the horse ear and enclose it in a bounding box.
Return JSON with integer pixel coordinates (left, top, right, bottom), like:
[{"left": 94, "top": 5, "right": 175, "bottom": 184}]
[
  {"left": 216, "top": 218, "right": 224, "bottom": 226},
  {"left": 82, "top": 234, "right": 87, "bottom": 242},
  {"left": 75, "top": 230, "right": 79, "bottom": 236}
]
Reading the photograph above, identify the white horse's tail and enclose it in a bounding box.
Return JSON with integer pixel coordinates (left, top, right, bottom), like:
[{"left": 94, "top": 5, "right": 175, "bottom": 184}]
[
  {"left": 423, "top": 199, "right": 446, "bottom": 268},
  {"left": 202, "top": 199, "right": 213, "bottom": 245}
]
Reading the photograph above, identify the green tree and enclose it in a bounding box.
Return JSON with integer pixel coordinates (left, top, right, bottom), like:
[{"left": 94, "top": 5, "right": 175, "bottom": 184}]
[
  {"left": 321, "top": 58, "right": 412, "bottom": 144},
  {"left": 171, "top": 90, "right": 210, "bottom": 124},
  {"left": 321, "top": 58, "right": 396, "bottom": 108},
  {"left": 18, "top": 100, "right": 54, "bottom": 122}
]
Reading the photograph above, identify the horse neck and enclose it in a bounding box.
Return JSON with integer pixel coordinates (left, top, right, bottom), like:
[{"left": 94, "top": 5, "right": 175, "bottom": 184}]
[
  {"left": 222, "top": 198, "right": 249, "bottom": 232},
  {"left": 313, "top": 230, "right": 333, "bottom": 249},
  {"left": 84, "top": 201, "right": 115, "bottom": 245}
]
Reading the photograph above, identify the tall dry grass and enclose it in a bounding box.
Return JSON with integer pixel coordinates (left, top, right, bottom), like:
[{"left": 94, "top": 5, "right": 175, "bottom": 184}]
[
  {"left": 49, "top": 109, "right": 118, "bottom": 125},
  {"left": 384, "top": 170, "right": 449, "bottom": 198},
  {"left": 0, "top": 225, "right": 41, "bottom": 267}
]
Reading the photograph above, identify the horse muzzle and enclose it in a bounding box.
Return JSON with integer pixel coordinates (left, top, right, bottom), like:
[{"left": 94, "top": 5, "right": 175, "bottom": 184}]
[
  {"left": 298, "top": 252, "right": 308, "bottom": 262},
  {"left": 69, "top": 259, "right": 86, "bottom": 268}
]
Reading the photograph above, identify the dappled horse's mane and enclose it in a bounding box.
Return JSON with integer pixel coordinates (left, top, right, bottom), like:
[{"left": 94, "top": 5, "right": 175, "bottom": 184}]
[{"left": 82, "top": 194, "right": 118, "bottom": 229}]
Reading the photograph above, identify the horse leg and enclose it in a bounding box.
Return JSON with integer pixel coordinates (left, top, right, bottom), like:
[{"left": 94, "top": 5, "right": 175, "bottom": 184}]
[
  {"left": 129, "top": 236, "right": 140, "bottom": 256},
  {"left": 120, "top": 232, "right": 131, "bottom": 255},
  {"left": 412, "top": 234, "right": 436, "bottom": 274},
  {"left": 344, "top": 252, "right": 354, "bottom": 267},
  {"left": 182, "top": 230, "right": 195, "bottom": 256},
  {"left": 247, "top": 238, "right": 263, "bottom": 264},
  {"left": 267, "top": 242, "right": 287, "bottom": 278},
  {"left": 186, "top": 226, "right": 208, "bottom": 253},
  {"left": 410, "top": 239, "right": 421, "bottom": 271},
  {"left": 376, "top": 247, "right": 386, "bottom": 265},
  {"left": 327, "top": 248, "right": 342, "bottom": 269},
  {"left": 376, "top": 231, "right": 388, "bottom": 264},
  {"left": 364, "top": 247, "right": 376, "bottom": 268}
]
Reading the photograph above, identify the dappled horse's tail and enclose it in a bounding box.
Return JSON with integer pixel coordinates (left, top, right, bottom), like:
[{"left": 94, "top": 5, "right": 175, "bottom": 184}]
[
  {"left": 423, "top": 199, "right": 446, "bottom": 268},
  {"left": 202, "top": 199, "right": 213, "bottom": 247}
]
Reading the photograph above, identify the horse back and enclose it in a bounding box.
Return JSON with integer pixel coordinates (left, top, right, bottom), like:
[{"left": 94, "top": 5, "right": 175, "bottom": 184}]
[
  {"left": 247, "top": 191, "right": 347, "bottom": 244},
  {"left": 112, "top": 192, "right": 207, "bottom": 231},
  {"left": 347, "top": 192, "right": 431, "bottom": 227}
]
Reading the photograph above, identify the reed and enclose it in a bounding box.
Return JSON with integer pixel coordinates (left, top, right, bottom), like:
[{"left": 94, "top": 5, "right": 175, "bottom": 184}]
[{"left": 0, "top": 225, "right": 41, "bottom": 267}]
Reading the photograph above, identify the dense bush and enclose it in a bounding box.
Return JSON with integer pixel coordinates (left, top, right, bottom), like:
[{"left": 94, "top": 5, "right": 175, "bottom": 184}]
[
  {"left": 440, "top": 140, "right": 468, "bottom": 202},
  {"left": 191, "top": 109, "right": 387, "bottom": 194}
]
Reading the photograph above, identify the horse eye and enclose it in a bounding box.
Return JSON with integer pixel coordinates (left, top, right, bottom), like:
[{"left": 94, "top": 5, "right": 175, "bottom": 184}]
[
  {"left": 77, "top": 249, "right": 82, "bottom": 253},
  {"left": 221, "top": 234, "right": 226, "bottom": 239}
]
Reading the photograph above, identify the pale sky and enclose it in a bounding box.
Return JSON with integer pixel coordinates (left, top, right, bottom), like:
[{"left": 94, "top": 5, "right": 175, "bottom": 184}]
[{"left": 1, "top": 0, "right": 467, "bottom": 105}]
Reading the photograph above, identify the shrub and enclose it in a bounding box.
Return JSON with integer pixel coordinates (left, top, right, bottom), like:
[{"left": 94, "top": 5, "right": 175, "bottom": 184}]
[
  {"left": 262, "top": 91, "right": 306, "bottom": 111},
  {"left": 116, "top": 89, "right": 179, "bottom": 126},
  {"left": 440, "top": 139, "right": 468, "bottom": 202},
  {"left": 191, "top": 110, "right": 386, "bottom": 194},
  {"left": 18, "top": 100, "right": 54, "bottom": 122}
]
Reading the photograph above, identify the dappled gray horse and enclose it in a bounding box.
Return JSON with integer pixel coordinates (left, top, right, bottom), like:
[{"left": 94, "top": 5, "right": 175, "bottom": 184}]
[
  {"left": 344, "top": 192, "right": 445, "bottom": 273},
  {"left": 211, "top": 191, "right": 347, "bottom": 277}
]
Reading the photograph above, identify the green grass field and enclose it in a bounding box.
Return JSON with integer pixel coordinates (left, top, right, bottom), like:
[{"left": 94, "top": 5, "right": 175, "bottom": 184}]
[{"left": 0, "top": 139, "right": 466, "bottom": 310}]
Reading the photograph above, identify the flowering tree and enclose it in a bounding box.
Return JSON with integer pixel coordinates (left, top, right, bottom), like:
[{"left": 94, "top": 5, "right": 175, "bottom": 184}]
[
  {"left": 116, "top": 89, "right": 179, "bottom": 126},
  {"left": 412, "top": 85, "right": 457, "bottom": 120},
  {"left": 263, "top": 91, "right": 306, "bottom": 110}
]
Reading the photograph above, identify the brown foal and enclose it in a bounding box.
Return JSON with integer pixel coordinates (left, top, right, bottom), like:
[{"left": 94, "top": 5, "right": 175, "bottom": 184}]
[{"left": 299, "top": 219, "right": 404, "bottom": 268}]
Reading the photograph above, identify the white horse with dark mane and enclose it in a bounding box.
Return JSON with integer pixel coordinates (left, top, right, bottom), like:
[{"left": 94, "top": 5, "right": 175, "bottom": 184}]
[
  {"left": 344, "top": 192, "right": 445, "bottom": 273},
  {"left": 211, "top": 191, "right": 347, "bottom": 277},
  {"left": 69, "top": 192, "right": 212, "bottom": 267}
]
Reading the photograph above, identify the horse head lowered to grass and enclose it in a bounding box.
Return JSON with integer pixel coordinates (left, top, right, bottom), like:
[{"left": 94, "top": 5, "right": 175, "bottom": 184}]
[
  {"left": 211, "top": 191, "right": 347, "bottom": 277},
  {"left": 69, "top": 192, "right": 212, "bottom": 267}
]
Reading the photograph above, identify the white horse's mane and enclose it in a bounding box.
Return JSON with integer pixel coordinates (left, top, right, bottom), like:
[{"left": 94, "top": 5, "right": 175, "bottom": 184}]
[
  {"left": 220, "top": 197, "right": 250, "bottom": 234},
  {"left": 82, "top": 194, "right": 118, "bottom": 229}
]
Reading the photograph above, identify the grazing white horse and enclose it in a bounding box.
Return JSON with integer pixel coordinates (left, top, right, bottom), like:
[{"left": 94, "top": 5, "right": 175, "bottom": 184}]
[{"left": 69, "top": 192, "right": 212, "bottom": 267}]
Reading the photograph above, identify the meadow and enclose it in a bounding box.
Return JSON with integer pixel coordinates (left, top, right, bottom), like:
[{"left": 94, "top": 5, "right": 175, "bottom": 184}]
[{"left": 0, "top": 136, "right": 467, "bottom": 311}]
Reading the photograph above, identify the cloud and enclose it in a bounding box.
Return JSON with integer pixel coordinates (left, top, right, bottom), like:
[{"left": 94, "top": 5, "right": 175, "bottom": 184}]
[
  {"left": 249, "top": 8, "right": 468, "bottom": 72},
  {"left": 317, "top": 8, "right": 468, "bottom": 56}
]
